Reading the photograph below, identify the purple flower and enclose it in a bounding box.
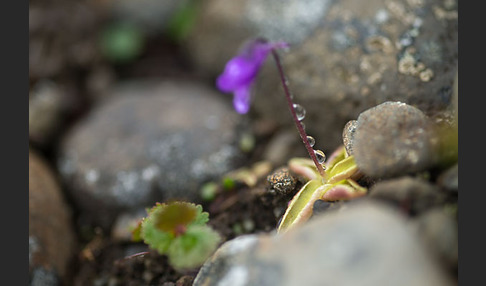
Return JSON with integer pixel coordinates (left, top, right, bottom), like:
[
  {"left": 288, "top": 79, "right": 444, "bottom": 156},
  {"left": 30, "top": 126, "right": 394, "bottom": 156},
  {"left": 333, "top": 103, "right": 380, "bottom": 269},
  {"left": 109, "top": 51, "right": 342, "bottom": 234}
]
[{"left": 216, "top": 39, "right": 289, "bottom": 114}]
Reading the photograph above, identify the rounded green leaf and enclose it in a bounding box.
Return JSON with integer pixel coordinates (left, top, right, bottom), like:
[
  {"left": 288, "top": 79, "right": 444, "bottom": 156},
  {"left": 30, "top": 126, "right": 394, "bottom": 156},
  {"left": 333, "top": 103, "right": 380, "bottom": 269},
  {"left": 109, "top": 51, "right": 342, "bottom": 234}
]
[
  {"left": 100, "top": 21, "right": 145, "bottom": 63},
  {"left": 141, "top": 215, "right": 174, "bottom": 254},
  {"left": 277, "top": 179, "right": 325, "bottom": 233},
  {"left": 167, "top": 225, "right": 221, "bottom": 270},
  {"left": 154, "top": 202, "right": 198, "bottom": 234}
]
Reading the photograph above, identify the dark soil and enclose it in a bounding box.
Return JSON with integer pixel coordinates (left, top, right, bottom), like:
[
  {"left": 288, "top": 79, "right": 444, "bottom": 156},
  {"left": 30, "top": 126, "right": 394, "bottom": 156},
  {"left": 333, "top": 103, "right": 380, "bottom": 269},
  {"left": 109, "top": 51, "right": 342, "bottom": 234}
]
[{"left": 70, "top": 167, "right": 305, "bottom": 285}]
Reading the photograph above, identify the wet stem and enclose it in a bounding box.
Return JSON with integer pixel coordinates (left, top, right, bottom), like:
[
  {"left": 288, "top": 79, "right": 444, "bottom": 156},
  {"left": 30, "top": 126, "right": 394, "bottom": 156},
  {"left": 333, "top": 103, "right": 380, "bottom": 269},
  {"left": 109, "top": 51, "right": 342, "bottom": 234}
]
[{"left": 271, "top": 50, "right": 326, "bottom": 178}]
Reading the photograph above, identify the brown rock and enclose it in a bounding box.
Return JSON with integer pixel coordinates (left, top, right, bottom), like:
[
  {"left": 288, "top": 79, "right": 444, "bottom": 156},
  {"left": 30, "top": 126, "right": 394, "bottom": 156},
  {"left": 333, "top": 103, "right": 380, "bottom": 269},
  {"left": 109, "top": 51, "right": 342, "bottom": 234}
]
[{"left": 29, "top": 149, "right": 76, "bottom": 284}]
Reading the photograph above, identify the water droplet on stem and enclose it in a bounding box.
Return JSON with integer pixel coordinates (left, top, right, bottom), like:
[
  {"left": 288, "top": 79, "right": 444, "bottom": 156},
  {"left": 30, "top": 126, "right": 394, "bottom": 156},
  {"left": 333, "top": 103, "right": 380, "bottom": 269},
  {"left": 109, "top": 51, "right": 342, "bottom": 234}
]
[
  {"left": 293, "top": 104, "right": 306, "bottom": 121},
  {"left": 306, "top": 136, "right": 315, "bottom": 147},
  {"left": 314, "top": 149, "right": 326, "bottom": 164}
]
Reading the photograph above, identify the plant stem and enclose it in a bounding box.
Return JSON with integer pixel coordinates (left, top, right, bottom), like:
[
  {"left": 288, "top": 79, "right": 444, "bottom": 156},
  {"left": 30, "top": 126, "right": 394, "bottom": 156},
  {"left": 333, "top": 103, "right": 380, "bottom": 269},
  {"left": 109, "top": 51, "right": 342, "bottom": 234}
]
[{"left": 271, "top": 50, "right": 326, "bottom": 178}]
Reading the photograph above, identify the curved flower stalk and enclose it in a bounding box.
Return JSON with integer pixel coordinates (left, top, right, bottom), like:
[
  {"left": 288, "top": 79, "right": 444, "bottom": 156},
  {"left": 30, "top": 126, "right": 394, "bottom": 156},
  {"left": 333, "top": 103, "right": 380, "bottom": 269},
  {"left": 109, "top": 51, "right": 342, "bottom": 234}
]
[
  {"left": 217, "top": 38, "right": 326, "bottom": 177},
  {"left": 217, "top": 38, "right": 367, "bottom": 234}
]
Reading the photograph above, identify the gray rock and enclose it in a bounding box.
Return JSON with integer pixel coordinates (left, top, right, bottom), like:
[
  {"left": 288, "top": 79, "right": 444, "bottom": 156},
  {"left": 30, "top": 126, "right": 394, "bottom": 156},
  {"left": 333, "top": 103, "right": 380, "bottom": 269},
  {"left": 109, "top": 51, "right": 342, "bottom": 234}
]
[
  {"left": 57, "top": 80, "right": 248, "bottom": 227},
  {"left": 85, "top": 64, "right": 117, "bottom": 103},
  {"left": 352, "top": 101, "right": 435, "bottom": 178},
  {"left": 106, "top": 0, "right": 183, "bottom": 36},
  {"left": 184, "top": 0, "right": 332, "bottom": 77},
  {"left": 29, "top": 81, "right": 64, "bottom": 147},
  {"left": 311, "top": 200, "right": 344, "bottom": 217},
  {"left": 111, "top": 209, "right": 147, "bottom": 242},
  {"left": 245, "top": 0, "right": 333, "bottom": 45},
  {"left": 266, "top": 167, "right": 297, "bottom": 195},
  {"left": 411, "top": 208, "right": 458, "bottom": 274},
  {"left": 194, "top": 235, "right": 262, "bottom": 286},
  {"left": 29, "top": 149, "right": 76, "bottom": 285},
  {"left": 183, "top": 0, "right": 253, "bottom": 77},
  {"left": 342, "top": 120, "right": 357, "bottom": 156},
  {"left": 437, "top": 163, "right": 458, "bottom": 194},
  {"left": 185, "top": 0, "right": 457, "bottom": 152},
  {"left": 262, "top": 130, "right": 302, "bottom": 167},
  {"left": 259, "top": 0, "right": 457, "bottom": 151},
  {"left": 194, "top": 200, "right": 455, "bottom": 286},
  {"left": 30, "top": 267, "right": 60, "bottom": 286},
  {"left": 368, "top": 176, "right": 446, "bottom": 215},
  {"left": 29, "top": 1, "right": 100, "bottom": 80}
]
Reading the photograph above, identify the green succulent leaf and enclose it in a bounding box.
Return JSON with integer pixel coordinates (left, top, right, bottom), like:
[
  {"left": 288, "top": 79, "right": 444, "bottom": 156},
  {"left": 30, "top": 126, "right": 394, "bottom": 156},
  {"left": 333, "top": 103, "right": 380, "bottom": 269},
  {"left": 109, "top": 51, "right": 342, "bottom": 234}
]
[
  {"left": 225, "top": 167, "right": 258, "bottom": 188},
  {"left": 288, "top": 157, "right": 320, "bottom": 180},
  {"left": 277, "top": 179, "right": 325, "bottom": 233},
  {"left": 279, "top": 145, "right": 367, "bottom": 233},
  {"left": 326, "top": 155, "right": 358, "bottom": 184},
  {"left": 167, "top": 225, "right": 221, "bottom": 270},
  {"left": 346, "top": 178, "right": 367, "bottom": 193},
  {"left": 223, "top": 161, "right": 273, "bottom": 189},
  {"left": 321, "top": 179, "right": 367, "bottom": 201},
  {"left": 324, "top": 145, "right": 347, "bottom": 171}
]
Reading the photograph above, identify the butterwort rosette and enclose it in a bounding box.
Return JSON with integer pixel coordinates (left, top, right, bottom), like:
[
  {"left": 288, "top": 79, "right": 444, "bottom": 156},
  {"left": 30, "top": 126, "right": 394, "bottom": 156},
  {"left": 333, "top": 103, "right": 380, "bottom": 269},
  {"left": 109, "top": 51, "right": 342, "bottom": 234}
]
[{"left": 216, "top": 39, "right": 289, "bottom": 114}]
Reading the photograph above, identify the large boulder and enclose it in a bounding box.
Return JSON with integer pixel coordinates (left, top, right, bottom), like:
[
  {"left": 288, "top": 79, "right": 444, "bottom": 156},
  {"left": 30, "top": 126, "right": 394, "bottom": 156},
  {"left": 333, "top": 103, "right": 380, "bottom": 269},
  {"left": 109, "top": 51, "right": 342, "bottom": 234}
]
[
  {"left": 194, "top": 200, "right": 455, "bottom": 286},
  {"left": 57, "top": 80, "right": 249, "bottom": 227}
]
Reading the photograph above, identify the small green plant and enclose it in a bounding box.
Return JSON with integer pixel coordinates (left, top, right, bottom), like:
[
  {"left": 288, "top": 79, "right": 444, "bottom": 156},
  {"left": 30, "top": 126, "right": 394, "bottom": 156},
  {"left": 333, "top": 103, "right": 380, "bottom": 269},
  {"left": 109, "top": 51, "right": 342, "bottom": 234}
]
[
  {"left": 278, "top": 146, "right": 366, "bottom": 232},
  {"left": 133, "top": 201, "right": 221, "bottom": 270},
  {"left": 166, "top": 0, "right": 201, "bottom": 42},
  {"left": 217, "top": 38, "right": 368, "bottom": 233},
  {"left": 100, "top": 21, "right": 145, "bottom": 64}
]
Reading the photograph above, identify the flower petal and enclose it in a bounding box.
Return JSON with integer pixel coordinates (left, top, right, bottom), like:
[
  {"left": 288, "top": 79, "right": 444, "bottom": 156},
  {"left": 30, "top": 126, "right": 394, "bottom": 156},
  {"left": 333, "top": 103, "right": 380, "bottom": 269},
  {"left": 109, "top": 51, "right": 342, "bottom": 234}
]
[
  {"left": 240, "top": 39, "right": 289, "bottom": 63},
  {"left": 233, "top": 85, "right": 252, "bottom": 114},
  {"left": 217, "top": 40, "right": 289, "bottom": 93},
  {"left": 216, "top": 56, "right": 259, "bottom": 92},
  {"left": 217, "top": 39, "right": 290, "bottom": 114}
]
